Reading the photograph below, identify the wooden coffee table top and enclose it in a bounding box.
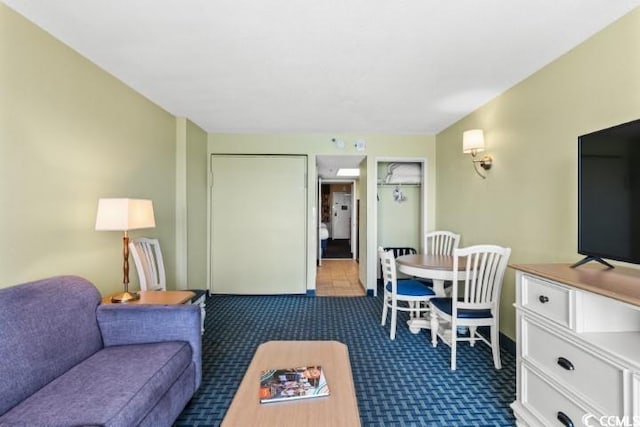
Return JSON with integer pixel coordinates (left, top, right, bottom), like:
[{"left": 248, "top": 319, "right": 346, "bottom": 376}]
[
  {"left": 222, "top": 340, "right": 360, "bottom": 426},
  {"left": 101, "top": 290, "right": 195, "bottom": 305}
]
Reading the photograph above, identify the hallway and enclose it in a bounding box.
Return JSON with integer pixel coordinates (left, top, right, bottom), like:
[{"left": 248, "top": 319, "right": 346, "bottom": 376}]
[{"left": 315, "top": 259, "right": 365, "bottom": 296}]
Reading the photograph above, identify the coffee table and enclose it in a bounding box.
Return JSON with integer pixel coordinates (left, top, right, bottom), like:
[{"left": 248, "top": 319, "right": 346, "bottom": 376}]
[{"left": 222, "top": 340, "right": 360, "bottom": 426}]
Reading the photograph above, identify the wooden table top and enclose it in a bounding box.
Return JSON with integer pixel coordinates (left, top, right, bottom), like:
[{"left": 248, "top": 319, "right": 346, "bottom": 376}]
[
  {"left": 101, "top": 290, "right": 195, "bottom": 305},
  {"left": 222, "top": 340, "right": 360, "bottom": 427},
  {"left": 510, "top": 263, "right": 640, "bottom": 308},
  {"left": 396, "top": 254, "right": 467, "bottom": 271}
]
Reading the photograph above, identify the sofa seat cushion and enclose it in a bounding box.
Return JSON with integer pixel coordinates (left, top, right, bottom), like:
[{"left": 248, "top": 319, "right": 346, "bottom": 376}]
[{"left": 0, "top": 341, "right": 193, "bottom": 427}]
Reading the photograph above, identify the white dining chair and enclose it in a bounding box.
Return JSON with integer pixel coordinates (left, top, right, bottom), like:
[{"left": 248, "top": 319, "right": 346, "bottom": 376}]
[
  {"left": 423, "top": 230, "right": 460, "bottom": 256},
  {"left": 429, "top": 244, "right": 511, "bottom": 370},
  {"left": 419, "top": 231, "right": 461, "bottom": 291},
  {"left": 379, "top": 248, "right": 435, "bottom": 340},
  {"left": 129, "top": 237, "right": 207, "bottom": 332},
  {"left": 380, "top": 246, "right": 417, "bottom": 280}
]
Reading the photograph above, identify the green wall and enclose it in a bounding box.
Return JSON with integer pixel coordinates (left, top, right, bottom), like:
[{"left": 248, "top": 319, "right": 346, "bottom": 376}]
[
  {"left": 7, "top": 0, "right": 635, "bottom": 323},
  {"left": 175, "top": 117, "right": 208, "bottom": 291},
  {"left": 208, "top": 134, "right": 436, "bottom": 292},
  {"left": 0, "top": 4, "right": 179, "bottom": 295},
  {"left": 435, "top": 8, "right": 640, "bottom": 340},
  {"left": 186, "top": 120, "right": 209, "bottom": 289},
  {"left": 0, "top": 0, "right": 431, "bottom": 297}
]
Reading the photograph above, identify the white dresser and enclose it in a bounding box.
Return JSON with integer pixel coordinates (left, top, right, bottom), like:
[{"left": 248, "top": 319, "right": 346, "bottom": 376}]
[{"left": 511, "top": 264, "right": 640, "bottom": 427}]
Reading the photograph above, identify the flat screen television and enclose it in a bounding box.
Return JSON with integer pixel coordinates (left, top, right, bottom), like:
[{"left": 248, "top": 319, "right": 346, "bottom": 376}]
[{"left": 575, "top": 118, "right": 640, "bottom": 268}]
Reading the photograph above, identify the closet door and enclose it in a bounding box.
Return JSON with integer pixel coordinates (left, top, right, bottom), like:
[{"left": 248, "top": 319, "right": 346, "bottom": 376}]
[{"left": 211, "top": 155, "right": 307, "bottom": 294}]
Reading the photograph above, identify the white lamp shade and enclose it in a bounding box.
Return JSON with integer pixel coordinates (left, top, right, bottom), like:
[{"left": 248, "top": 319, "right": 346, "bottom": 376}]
[
  {"left": 95, "top": 198, "right": 156, "bottom": 231},
  {"left": 462, "top": 129, "right": 485, "bottom": 153}
]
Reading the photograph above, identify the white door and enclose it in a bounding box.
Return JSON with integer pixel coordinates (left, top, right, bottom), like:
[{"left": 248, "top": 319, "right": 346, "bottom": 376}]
[
  {"left": 210, "top": 155, "right": 307, "bottom": 294},
  {"left": 331, "top": 192, "right": 351, "bottom": 239}
]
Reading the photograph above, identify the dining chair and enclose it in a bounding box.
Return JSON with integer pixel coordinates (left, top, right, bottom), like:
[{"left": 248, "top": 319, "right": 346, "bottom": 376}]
[
  {"left": 423, "top": 230, "right": 460, "bottom": 256},
  {"left": 381, "top": 246, "right": 417, "bottom": 279},
  {"left": 379, "top": 247, "right": 435, "bottom": 340},
  {"left": 129, "top": 237, "right": 208, "bottom": 332},
  {"left": 428, "top": 244, "right": 511, "bottom": 370},
  {"left": 418, "top": 231, "right": 461, "bottom": 291}
]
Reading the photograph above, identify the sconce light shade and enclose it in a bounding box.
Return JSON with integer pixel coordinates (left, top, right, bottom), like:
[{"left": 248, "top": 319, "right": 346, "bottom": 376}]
[
  {"left": 462, "top": 129, "right": 485, "bottom": 154},
  {"left": 462, "top": 129, "right": 492, "bottom": 179}
]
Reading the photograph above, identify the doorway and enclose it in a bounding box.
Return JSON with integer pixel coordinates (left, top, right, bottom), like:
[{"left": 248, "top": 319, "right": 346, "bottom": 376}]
[
  {"left": 372, "top": 159, "right": 428, "bottom": 294},
  {"left": 315, "top": 259, "right": 365, "bottom": 296},
  {"left": 321, "top": 182, "right": 355, "bottom": 259},
  {"left": 316, "top": 154, "right": 365, "bottom": 296}
]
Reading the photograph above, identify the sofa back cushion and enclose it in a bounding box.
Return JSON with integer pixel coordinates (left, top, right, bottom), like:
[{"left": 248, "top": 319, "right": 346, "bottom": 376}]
[{"left": 0, "top": 276, "right": 103, "bottom": 415}]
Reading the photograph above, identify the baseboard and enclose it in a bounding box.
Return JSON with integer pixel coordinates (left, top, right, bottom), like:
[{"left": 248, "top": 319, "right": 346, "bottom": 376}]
[
  {"left": 476, "top": 326, "right": 516, "bottom": 356},
  {"left": 355, "top": 279, "right": 374, "bottom": 297},
  {"left": 499, "top": 332, "right": 516, "bottom": 355}
]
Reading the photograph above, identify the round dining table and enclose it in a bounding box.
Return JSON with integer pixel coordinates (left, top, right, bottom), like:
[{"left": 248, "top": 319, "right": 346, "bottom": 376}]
[
  {"left": 395, "top": 254, "right": 467, "bottom": 296},
  {"left": 395, "top": 254, "right": 467, "bottom": 333}
]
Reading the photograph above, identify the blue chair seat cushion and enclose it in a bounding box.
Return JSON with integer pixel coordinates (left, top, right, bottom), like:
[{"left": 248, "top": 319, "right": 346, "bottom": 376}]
[
  {"left": 416, "top": 279, "right": 453, "bottom": 288},
  {"left": 386, "top": 279, "right": 435, "bottom": 297},
  {"left": 430, "top": 297, "right": 493, "bottom": 318}
]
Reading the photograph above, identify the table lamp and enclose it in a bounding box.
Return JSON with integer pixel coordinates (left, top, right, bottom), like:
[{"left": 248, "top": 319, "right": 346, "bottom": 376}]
[{"left": 95, "top": 198, "right": 156, "bottom": 303}]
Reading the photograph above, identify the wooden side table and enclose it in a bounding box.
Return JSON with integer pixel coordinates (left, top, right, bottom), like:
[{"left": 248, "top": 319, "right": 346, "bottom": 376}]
[{"left": 101, "top": 290, "right": 195, "bottom": 305}]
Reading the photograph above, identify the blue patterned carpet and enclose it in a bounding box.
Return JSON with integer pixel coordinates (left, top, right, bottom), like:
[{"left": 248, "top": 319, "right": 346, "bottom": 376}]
[{"left": 175, "top": 288, "right": 516, "bottom": 426}]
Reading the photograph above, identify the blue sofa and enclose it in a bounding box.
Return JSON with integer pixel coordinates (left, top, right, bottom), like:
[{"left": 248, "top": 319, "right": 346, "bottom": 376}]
[{"left": 0, "top": 276, "right": 201, "bottom": 426}]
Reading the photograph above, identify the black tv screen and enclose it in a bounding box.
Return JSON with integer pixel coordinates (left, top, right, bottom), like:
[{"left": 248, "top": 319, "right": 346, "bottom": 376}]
[{"left": 577, "top": 118, "right": 640, "bottom": 266}]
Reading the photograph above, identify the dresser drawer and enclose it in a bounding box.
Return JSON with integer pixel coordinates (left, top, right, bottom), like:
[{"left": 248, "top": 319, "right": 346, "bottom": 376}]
[
  {"left": 521, "top": 274, "right": 572, "bottom": 328},
  {"left": 521, "top": 366, "right": 594, "bottom": 427},
  {"left": 522, "top": 317, "right": 625, "bottom": 415}
]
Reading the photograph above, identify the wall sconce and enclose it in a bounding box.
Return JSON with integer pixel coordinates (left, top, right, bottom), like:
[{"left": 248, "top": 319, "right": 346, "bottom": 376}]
[{"left": 463, "top": 129, "right": 493, "bottom": 179}]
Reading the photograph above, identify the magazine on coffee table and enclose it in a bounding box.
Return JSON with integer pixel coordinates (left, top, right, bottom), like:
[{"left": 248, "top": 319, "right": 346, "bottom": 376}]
[{"left": 259, "top": 366, "right": 329, "bottom": 403}]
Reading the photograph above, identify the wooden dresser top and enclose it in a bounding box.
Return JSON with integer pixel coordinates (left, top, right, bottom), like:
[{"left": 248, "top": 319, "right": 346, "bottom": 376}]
[{"left": 510, "top": 263, "right": 640, "bottom": 308}]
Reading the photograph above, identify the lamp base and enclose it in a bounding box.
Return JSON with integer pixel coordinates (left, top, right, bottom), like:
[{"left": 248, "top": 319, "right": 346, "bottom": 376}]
[{"left": 110, "top": 291, "right": 140, "bottom": 303}]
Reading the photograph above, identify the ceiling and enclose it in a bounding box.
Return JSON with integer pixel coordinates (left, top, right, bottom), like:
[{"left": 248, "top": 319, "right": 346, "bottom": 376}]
[
  {"left": 4, "top": 1, "right": 640, "bottom": 134},
  {"left": 317, "top": 155, "right": 365, "bottom": 179}
]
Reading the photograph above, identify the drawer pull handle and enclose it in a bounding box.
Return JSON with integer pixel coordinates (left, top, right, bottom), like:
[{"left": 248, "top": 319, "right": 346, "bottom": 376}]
[
  {"left": 538, "top": 295, "right": 549, "bottom": 303},
  {"left": 557, "top": 411, "right": 574, "bottom": 427},
  {"left": 557, "top": 357, "right": 575, "bottom": 371}
]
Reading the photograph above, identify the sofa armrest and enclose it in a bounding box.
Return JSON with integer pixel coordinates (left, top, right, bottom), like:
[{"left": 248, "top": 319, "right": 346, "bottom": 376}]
[{"left": 96, "top": 304, "right": 202, "bottom": 390}]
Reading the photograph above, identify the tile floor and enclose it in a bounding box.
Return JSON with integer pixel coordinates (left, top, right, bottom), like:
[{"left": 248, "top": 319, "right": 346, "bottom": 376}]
[{"left": 315, "top": 259, "right": 366, "bottom": 296}]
